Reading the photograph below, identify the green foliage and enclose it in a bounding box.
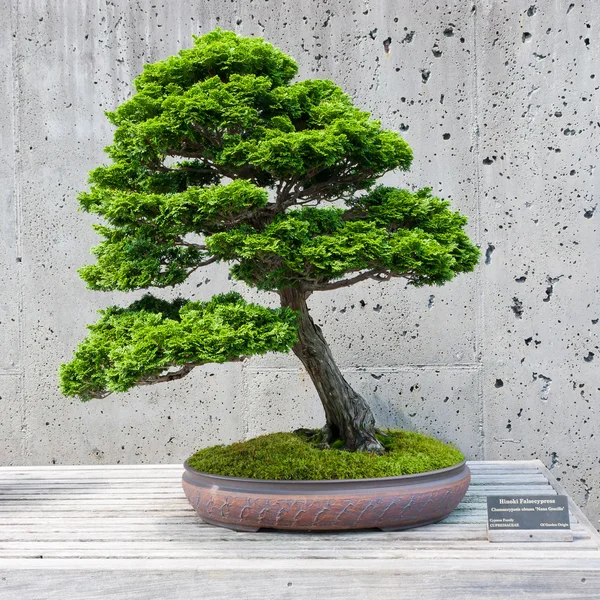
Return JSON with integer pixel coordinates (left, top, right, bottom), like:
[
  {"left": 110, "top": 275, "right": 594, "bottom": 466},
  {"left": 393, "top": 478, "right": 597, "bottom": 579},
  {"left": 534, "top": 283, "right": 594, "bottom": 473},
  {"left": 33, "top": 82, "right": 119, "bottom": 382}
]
[
  {"left": 78, "top": 29, "right": 416, "bottom": 298},
  {"left": 207, "top": 187, "right": 480, "bottom": 290},
  {"left": 62, "top": 29, "right": 480, "bottom": 405},
  {"left": 186, "top": 430, "right": 464, "bottom": 480},
  {"left": 59, "top": 293, "right": 298, "bottom": 400},
  {"left": 78, "top": 180, "right": 268, "bottom": 291}
]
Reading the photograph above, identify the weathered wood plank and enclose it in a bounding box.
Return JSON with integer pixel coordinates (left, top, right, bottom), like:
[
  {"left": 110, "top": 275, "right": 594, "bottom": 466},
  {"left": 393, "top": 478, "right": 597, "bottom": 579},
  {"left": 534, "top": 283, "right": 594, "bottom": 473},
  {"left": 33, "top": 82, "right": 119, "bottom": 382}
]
[
  {"left": 0, "top": 523, "right": 590, "bottom": 539},
  {"left": 0, "top": 465, "right": 182, "bottom": 471},
  {"left": 0, "top": 512, "right": 582, "bottom": 527},
  {"left": 0, "top": 527, "right": 593, "bottom": 545},
  {"left": 0, "top": 539, "right": 596, "bottom": 552},
  {"left": 0, "top": 569, "right": 599, "bottom": 600},
  {"left": 0, "top": 547, "right": 597, "bottom": 560},
  {"left": 1, "top": 556, "right": 599, "bottom": 571},
  {"left": 0, "top": 459, "right": 597, "bottom": 600}
]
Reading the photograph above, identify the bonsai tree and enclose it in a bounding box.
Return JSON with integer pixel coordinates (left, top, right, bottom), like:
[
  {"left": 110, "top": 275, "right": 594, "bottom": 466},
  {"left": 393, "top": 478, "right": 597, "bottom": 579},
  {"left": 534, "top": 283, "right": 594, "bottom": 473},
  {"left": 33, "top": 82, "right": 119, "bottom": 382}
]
[{"left": 60, "top": 30, "right": 480, "bottom": 455}]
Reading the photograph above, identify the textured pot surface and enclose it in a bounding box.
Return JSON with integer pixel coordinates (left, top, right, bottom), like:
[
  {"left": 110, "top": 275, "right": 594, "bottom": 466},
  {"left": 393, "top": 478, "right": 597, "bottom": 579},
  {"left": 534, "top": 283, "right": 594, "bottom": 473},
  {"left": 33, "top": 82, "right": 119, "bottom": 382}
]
[{"left": 182, "top": 461, "right": 471, "bottom": 532}]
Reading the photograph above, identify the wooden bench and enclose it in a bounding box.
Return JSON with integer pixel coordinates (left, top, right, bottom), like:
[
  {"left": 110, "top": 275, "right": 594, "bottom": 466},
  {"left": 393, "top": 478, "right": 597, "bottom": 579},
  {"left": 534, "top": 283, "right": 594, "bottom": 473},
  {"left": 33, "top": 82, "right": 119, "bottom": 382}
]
[{"left": 1, "top": 460, "right": 599, "bottom": 599}]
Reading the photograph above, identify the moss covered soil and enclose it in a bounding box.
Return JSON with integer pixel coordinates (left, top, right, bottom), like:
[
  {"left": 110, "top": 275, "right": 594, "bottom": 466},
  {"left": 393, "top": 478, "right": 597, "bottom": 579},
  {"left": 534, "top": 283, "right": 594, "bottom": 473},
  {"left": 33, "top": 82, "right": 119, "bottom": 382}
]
[{"left": 186, "top": 430, "right": 464, "bottom": 481}]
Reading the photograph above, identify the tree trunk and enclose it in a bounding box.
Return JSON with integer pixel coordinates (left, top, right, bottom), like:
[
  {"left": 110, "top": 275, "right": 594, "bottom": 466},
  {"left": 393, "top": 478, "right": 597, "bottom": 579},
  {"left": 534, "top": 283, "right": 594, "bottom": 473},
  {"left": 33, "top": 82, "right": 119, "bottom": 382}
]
[{"left": 279, "top": 287, "right": 384, "bottom": 454}]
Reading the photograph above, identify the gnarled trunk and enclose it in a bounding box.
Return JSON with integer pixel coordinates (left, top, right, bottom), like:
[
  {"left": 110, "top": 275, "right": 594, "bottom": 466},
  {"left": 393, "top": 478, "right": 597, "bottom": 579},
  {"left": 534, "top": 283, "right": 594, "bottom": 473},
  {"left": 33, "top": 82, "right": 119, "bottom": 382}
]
[{"left": 280, "top": 287, "right": 384, "bottom": 454}]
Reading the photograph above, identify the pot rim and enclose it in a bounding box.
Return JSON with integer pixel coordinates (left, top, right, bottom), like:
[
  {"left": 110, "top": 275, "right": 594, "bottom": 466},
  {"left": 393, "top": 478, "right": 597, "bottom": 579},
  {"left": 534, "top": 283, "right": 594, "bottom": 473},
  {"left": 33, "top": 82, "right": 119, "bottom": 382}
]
[{"left": 183, "top": 458, "right": 467, "bottom": 487}]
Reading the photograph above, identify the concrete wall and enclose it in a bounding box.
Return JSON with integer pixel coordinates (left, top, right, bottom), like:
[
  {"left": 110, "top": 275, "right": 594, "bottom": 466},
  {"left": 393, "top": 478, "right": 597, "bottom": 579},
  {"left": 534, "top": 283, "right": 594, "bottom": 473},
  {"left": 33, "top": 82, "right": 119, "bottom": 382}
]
[{"left": 1, "top": 0, "right": 598, "bottom": 525}]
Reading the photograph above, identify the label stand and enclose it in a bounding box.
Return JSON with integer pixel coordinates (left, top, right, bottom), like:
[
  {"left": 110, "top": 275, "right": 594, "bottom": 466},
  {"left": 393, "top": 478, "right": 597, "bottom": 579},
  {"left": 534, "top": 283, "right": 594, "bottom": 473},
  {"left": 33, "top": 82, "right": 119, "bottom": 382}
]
[{"left": 488, "top": 528, "right": 574, "bottom": 543}]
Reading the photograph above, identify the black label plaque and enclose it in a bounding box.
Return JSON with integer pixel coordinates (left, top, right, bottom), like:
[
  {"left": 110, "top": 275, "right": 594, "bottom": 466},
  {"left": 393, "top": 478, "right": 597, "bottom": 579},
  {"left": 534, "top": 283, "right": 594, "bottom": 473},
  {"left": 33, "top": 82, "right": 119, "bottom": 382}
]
[{"left": 487, "top": 495, "right": 570, "bottom": 530}]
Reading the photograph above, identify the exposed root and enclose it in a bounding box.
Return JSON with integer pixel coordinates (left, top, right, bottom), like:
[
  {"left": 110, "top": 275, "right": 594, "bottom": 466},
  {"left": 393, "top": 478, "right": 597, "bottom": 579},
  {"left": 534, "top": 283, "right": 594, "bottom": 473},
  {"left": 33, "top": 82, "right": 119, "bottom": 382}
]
[
  {"left": 375, "top": 427, "right": 391, "bottom": 438},
  {"left": 293, "top": 425, "right": 335, "bottom": 448},
  {"left": 296, "top": 425, "right": 386, "bottom": 455},
  {"left": 351, "top": 432, "right": 386, "bottom": 455}
]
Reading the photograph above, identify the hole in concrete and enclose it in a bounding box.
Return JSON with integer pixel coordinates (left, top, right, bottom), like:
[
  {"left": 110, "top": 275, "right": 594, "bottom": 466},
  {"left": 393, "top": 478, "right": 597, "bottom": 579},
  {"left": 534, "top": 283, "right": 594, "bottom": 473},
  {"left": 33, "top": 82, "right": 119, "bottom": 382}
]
[{"left": 511, "top": 297, "right": 524, "bottom": 319}]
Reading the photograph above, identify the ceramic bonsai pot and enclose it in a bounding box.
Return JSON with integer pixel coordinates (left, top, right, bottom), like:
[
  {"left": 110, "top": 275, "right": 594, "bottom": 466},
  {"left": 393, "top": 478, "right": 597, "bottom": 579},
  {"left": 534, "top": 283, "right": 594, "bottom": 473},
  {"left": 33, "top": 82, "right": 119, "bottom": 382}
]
[{"left": 182, "top": 460, "right": 470, "bottom": 532}]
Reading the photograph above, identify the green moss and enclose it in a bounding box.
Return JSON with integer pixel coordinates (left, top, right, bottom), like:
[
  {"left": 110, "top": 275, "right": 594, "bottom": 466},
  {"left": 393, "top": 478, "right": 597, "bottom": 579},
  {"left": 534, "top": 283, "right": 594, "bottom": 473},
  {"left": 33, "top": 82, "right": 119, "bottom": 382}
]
[{"left": 186, "top": 430, "right": 464, "bottom": 480}]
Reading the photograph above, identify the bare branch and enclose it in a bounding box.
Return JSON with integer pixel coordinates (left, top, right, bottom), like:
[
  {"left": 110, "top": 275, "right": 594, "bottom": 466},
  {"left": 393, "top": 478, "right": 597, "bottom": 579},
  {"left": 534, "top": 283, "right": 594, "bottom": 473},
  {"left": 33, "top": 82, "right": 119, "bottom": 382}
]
[
  {"left": 370, "top": 271, "right": 392, "bottom": 282},
  {"left": 137, "top": 363, "right": 198, "bottom": 386},
  {"left": 304, "top": 269, "right": 384, "bottom": 292},
  {"left": 185, "top": 255, "right": 219, "bottom": 277},
  {"left": 303, "top": 268, "right": 411, "bottom": 292},
  {"left": 86, "top": 390, "right": 114, "bottom": 400},
  {"left": 83, "top": 356, "right": 247, "bottom": 400},
  {"left": 137, "top": 356, "right": 245, "bottom": 386},
  {"left": 174, "top": 239, "right": 208, "bottom": 250},
  {"left": 151, "top": 164, "right": 215, "bottom": 174}
]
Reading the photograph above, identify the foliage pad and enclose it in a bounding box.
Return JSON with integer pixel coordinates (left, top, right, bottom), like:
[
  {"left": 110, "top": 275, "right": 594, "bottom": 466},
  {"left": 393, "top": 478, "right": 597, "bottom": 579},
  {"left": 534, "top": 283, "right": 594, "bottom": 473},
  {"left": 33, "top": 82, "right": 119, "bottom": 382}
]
[{"left": 59, "top": 293, "right": 297, "bottom": 400}]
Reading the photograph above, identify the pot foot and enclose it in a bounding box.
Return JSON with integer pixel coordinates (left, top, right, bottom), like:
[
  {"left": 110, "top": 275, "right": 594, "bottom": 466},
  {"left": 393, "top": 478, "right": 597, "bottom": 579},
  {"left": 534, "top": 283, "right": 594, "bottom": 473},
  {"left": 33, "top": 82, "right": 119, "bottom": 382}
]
[
  {"left": 379, "top": 516, "right": 444, "bottom": 532},
  {"left": 201, "top": 517, "right": 260, "bottom": 532}
]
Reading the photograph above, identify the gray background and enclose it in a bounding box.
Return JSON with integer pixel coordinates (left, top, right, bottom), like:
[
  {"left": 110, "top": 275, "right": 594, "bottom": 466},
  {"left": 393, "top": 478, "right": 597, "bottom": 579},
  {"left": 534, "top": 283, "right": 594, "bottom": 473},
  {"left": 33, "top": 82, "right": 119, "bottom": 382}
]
[{"left": 1, "top": 0, "right": 599, "bottom": 526}]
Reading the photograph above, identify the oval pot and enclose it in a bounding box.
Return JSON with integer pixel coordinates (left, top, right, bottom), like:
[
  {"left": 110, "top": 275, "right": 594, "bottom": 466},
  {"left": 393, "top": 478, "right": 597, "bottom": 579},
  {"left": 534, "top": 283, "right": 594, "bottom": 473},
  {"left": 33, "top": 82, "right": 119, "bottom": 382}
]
[{"left": 182, "top": 461, "right": 470, "bottom": 532}]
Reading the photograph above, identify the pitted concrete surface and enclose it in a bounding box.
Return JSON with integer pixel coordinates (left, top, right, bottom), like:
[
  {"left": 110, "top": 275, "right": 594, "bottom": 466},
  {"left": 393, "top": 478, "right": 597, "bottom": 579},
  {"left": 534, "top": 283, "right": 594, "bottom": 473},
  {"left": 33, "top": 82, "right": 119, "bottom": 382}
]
[{"left": 1, "top": 0, "right": 598, "bottom": 526}]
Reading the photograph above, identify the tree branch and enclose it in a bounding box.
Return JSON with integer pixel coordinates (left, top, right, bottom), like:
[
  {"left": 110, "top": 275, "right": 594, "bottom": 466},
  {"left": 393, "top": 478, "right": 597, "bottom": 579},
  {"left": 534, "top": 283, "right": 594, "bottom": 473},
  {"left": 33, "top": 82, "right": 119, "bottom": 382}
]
[
  {"left": 151, "top": 163, "right": 215, "bottom": 174},
  {"left": 304, "top": 269, "right": 385, "bottom": 292},
  {"left": 185, "top": 255, "right": 219, "bottom": 276},
  {"left": 174, "top": 239, "right": 208, "bottom": 250},
  {"left": 86, "top": 390, "right": 114, "bottom": 400},
  {"left": 137, "top": 356, "right": 245, "bottom": 386},
  {"left": 136, "top": 363, "right": 198, "bottom": 386},
  {"left": 303, "top": 269, "right": 411, "bottom": 292},
  {"left": 83, "top": 356, "right": 247, "bottom": 399}
]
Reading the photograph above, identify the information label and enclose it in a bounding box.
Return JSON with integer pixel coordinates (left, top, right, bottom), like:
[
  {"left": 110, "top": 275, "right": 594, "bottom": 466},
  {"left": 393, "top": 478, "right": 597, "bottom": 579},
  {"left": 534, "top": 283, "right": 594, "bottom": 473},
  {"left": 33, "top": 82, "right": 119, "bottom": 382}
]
[{"left": 487, "top": 495, "right": 570, "bottom": 530}]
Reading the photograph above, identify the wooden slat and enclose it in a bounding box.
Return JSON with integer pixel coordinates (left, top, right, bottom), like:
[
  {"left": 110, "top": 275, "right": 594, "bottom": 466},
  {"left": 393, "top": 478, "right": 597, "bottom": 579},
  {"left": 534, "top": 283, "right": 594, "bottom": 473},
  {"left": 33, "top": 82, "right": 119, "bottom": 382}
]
[
  {"left": 0, "top": 528, "right": 593, "bottom": 545},
  {"left": 1, "top": 556, "right": 600, "bottom": 571},
  {"left": 1, "top": 568, "right": 599, "bottom": 600},
  {"left": 0, "top": 522, "right": 590, "bottom": 537},
  {"left": 0, "top": 539, "right": 596, "bottom": 551},
  {"left": 2, "top": 548, "right": 599, "bottom": 561},
  {"left": 0, "top": 459, "right": 598, "bottom": 600}
]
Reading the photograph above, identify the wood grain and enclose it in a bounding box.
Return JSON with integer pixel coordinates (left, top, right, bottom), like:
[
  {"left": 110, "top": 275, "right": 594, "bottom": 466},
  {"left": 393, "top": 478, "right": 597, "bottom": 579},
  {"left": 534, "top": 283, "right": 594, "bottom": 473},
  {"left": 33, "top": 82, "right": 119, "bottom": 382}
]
[{"left": 0, "top": 461, "right": 598, "bottom": 598}]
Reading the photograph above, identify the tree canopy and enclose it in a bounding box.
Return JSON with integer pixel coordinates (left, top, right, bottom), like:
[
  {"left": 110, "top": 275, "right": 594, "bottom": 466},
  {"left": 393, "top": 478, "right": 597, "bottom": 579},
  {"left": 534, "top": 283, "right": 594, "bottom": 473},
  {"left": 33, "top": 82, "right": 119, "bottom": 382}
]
[{"left": 60, "top": 29, "right": 479, "bottom": 400}]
